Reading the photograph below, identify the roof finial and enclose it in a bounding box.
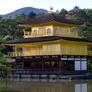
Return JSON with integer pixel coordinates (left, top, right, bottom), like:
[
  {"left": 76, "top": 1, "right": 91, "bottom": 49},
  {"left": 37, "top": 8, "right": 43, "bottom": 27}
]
[{"left": 48, "top": 7, "right": 54, "bottom": 13}]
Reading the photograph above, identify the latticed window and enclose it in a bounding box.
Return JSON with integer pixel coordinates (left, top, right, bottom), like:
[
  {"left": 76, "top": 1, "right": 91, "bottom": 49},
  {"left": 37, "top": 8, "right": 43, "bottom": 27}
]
[
  {"left": 38, "top": 27, "right": 45, "bottom": 35},
  {"left": 47, "top": 28, "right": 51, "bottom": 35},
  {"left": 33, "top": 30, "right": 37, "bottom": 36},
  {"left": 29, "top": 31, "right": 31, "bottom": 35}
]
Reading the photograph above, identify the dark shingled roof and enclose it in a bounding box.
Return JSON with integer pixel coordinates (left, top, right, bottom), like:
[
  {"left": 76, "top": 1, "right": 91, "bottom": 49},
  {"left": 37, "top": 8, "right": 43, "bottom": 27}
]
[
  {"left": 3, "top": 36, "right": 92, "bottom": 44},
  {"left": 19, "top": 13, "right": 83, "bottom": 25}
]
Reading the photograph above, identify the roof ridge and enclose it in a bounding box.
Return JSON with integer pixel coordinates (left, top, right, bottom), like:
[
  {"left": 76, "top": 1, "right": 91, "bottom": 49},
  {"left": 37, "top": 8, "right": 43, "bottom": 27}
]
[
  {"left": 49, "top": 13, "right": 61, "bottom": 21},
  {"left": 19, "top": 13, "right": 83, "bottom": 25},
  {"left": 3, "top": 36, "right": 92, "bottom": 44}
]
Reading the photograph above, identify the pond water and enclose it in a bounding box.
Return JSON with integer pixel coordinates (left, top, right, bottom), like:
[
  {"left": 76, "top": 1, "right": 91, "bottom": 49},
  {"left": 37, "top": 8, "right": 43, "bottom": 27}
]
[{"left": 0, "top": 80, "right": 92, "bottom": 92}]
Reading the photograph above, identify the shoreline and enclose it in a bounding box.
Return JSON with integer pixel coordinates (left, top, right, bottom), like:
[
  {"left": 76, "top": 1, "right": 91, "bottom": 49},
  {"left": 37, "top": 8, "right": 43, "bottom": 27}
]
[{"left": 1, "top": 73, "right": 92, "bottom": 81}]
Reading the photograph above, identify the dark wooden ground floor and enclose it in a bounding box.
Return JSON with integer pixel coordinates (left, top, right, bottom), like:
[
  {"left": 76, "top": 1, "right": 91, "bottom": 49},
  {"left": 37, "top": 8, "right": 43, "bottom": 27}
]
[
  {"left": 8, "top": 55, "right": 87, "bottom": 75},
  {"left": 15, "top": 60, "right": 74, "bottom": 71}
]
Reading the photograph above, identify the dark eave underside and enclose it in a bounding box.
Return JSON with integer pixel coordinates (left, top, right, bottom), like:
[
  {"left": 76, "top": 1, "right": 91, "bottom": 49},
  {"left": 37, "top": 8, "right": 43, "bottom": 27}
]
[
  {"left": 3, "top": 36, "right": 92, "bottom": 44},
  {"left": 19, "top": 13, "right": 83, "bottom": 25}
]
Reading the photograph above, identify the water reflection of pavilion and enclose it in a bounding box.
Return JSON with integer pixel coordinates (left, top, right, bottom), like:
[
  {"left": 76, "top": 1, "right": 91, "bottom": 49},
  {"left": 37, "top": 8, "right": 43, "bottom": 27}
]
[
  {"left": 0, "top": 81, "right": 88, "bottom": 92},
  {"left": 75, "top": 83, "right": 87, "bottom": 92}
]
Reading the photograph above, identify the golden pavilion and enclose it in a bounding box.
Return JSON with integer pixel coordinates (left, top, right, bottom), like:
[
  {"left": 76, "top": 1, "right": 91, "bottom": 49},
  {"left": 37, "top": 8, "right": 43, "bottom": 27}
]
[{"left": 4, "top": 13, "right": 92, "bottom": 75}]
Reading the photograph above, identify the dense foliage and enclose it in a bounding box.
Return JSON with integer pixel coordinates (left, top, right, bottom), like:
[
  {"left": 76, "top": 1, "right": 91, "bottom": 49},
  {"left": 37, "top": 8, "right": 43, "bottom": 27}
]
[{"left": 0, "top": 46, "right": 10, "bottom": 74}]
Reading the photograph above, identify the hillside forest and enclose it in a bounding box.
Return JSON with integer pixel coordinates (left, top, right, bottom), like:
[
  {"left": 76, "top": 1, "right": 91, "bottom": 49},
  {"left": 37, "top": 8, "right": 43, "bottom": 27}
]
[{"left": 0, "top": 6, "right": 92, "bottom": 70}]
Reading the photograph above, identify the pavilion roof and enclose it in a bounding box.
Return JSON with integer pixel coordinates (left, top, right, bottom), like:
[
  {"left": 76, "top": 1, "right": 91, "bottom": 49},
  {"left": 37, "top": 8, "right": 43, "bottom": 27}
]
[
  {"left": 3, "top": 36, "right": 92, "bottom": 44},
  {"left": 19, "top": 13, "right": 83, "bottom": 25}
]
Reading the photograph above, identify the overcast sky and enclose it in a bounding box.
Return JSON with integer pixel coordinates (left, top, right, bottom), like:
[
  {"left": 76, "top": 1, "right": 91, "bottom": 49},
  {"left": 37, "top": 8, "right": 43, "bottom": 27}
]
[{"left": 0, "top": 0, "right": 92, "bottom": 14}]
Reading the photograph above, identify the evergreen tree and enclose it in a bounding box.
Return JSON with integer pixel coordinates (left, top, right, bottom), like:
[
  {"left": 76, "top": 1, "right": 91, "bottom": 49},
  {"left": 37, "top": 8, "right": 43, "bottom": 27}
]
[
  {"left": 59, "top": 8, "right": 68, "bottom": 17},
  {"left": 27, "top": 11, "right": 36, "bottom": 19}
]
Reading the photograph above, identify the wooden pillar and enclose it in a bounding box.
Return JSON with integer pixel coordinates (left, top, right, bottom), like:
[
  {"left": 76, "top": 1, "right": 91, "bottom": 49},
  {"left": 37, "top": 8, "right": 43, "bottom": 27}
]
[
  {"left": 56, "top": 60, "right": 58, "bottom": 71},
  {"left": 22, "top": 58, "right": 24, "bottom": 69},
  {"left": 30, "top": 60, "right": 32, "bottom": 69},
  {"left": 50, "top": 59, "right": 52, "bottom": 71},
  {"left": 58, "top": 60, "right": 59, "bottom": 72},
  {"left": 58, "top": 60, "right": 61, "bottom": 73},
  {"left": 42, "top": 57, "right": 44, "bottom": 72},
  {"left": 13, "top": 46, "right": 17, "bottom": 52},
  {"left": 22, "top": 59, "right": 24, "bottom": 69}
]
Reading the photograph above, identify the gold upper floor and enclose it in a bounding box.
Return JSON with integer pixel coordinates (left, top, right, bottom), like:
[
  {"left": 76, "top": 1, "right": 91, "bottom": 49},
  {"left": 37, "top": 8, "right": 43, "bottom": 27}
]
[{"left": 24, "top": 25, "right": 78, "bottom": 38}]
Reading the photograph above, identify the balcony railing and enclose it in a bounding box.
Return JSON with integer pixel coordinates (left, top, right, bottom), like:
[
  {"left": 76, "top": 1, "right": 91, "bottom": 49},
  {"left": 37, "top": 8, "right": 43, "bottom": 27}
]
[
  {"left": 8, "top": 52, "right": 23, "bottom": 57},
  {"left": 8, "top": 51, "right": 61, "bottom": 57},
  {"left": 8, "top": 51, "right": 92, "bottom": 57}
]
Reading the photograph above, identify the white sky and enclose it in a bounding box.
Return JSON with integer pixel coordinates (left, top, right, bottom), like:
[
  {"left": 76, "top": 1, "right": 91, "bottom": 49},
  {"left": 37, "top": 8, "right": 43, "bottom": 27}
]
[{"left": 0, "top": 0, "right": 92, "bottom": 14}]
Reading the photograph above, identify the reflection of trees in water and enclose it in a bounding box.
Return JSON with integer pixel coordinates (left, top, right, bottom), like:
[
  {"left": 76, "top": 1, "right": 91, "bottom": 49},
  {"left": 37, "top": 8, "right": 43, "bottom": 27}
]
[
  {"left": 1, "top": 90, "right": 19, "bottom": 92},
  {"left": 0, "top": 80, "right": 8, "bottom": 90},
  {"left": 0, "top": 81, "right": 89, "bottom": 92},
  {"left": 0, "top": 80, "right": 20, "bottom": 92},
  {"left": 88, "top": 81, "right": 92, "bottom": 92}
]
